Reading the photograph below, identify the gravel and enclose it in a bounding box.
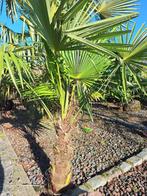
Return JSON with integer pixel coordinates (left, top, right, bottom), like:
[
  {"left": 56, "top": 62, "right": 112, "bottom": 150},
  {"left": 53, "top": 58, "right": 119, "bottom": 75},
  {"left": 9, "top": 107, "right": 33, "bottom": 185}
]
[
  {"left": 71, "top": 118, "right": 146, "bottom": 185},
  {"left": 1, "top": 104, "right": 147, "bottom": 194},
  {"left": 97, "top": 161, "right": 147, "bottom": 196}
]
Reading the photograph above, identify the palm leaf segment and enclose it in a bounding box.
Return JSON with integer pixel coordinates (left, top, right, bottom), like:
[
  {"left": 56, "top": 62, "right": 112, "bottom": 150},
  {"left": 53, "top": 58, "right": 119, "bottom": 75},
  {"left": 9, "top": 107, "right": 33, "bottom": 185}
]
[
  {"left": 22, "top": 0, "right": 138, "bottom": 57},
  {"left": 95, "top": 0, "right": 139, "bottom": 19},
  {"left": 122, "top": 24, "right": 147, "bottom": 99},
  {"left": 0, "top": 0, "right": 17, "bottom": 21},
  {"left": 0, "top": 0, "right": 25, "bottom": 22},
  {"left": 0, "top": 44, "right": 33, "bottom": 94},
  {"left": 102, "top": 23, "right": 147, "bottom": 101},
  {"left": 62, "top": 50, "right": 111, "bottom": 86},
  {"left": 63, "top": 50, "right": 111, "bottom": 112},
  {"left": 0, "top": 23, "right": 29, "bottom": 44}
]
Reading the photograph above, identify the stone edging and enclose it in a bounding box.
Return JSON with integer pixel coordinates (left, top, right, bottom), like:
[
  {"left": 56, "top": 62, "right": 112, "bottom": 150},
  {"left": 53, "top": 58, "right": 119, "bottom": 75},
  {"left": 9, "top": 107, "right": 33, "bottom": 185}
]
[
  {"left": 0, "top": 125, "right": 37, "bottom": 196},
  {"left": 71, "top": 148, "right": 147, "bottom": 195}
]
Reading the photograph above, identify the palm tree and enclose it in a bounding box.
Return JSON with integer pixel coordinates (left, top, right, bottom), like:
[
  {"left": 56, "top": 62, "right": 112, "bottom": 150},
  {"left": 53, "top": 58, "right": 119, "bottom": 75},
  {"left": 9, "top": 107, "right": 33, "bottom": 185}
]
[
  {"left": 0, "top": 43, "right": 33, "bottom": 99},
  {"left": 99, "top": 22, "right": 147, "bottom": 102},
  {"left": 19, "top": 0, "right": 140, "bottom": 192},
  {"left": 1, "top": 0, "right": 146, "bottom": 193}
]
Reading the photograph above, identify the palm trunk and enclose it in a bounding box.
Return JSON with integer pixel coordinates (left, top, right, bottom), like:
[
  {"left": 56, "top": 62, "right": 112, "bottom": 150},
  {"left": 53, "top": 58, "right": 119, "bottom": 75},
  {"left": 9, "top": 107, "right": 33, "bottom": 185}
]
[
  {"left": 50, "top": 98, "right": 78, "bottom": 193},
  {"left": 50, "top": 119, "right": 74, "bottom": 193}
]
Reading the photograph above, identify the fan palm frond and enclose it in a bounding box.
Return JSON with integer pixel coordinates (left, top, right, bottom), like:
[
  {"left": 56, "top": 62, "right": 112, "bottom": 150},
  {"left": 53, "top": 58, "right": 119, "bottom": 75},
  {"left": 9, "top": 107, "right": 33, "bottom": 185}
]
[
  {"left": 62, "top": 50, "right": 111, "bottom": 84},
  {"left": 94, "top": 0, "right": 139, "bottom": 19},
  {"left": 22, "top": 0, "right": 138, "bottom": 57},
  {"left": 0, "top": 44, "right": 33, "bottom": 93},
  {"left": 102, "top": 22, "right": 147, "bottom": 101}
]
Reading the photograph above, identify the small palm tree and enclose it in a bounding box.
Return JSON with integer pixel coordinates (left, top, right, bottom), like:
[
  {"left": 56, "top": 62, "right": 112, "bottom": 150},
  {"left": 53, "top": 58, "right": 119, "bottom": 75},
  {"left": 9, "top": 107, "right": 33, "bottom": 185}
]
[
  {"left": 1, "top": 0, "right": 146, "bottom": 193},
  {"left": 20, "top": 0, "right": 140, "bottom": 192},
  {"left": 99, "top": 22, "right": 147, "bottom": 102}
]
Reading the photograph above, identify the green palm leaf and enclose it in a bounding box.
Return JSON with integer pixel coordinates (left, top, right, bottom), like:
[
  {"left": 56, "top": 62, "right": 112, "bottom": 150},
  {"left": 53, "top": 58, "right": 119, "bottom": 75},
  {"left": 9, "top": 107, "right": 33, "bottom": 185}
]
[
  {"left": 95, "top": 0, "right": 139, "bottom": 19},
  {"left": 22, "top": 0, "right": 138, "bottom": 57},
  {"left": 0, "top": 44, "right": 34, "bottom": 94},
  {"left": 106, "top": 23, "right": 147, "bottom": 101},
  {"left": 62, "top": 50, "right": 111, "bottom": 85}
]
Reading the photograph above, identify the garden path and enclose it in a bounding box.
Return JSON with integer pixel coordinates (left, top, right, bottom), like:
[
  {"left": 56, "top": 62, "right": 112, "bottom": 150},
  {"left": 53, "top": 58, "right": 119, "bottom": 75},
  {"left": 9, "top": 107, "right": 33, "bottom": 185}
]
[{"left": 0, "top": 126, "right": 36, "bottom": 196}]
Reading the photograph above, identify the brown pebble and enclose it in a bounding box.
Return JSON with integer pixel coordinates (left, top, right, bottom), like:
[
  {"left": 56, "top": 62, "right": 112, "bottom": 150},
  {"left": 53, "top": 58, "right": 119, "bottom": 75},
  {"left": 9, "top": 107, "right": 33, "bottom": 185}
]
[
  {"left": 3, "top": 123, "right": 13, "bottom": 129},
  {"left": 126, "top": 187, "right": 132, "bottom": 192}
]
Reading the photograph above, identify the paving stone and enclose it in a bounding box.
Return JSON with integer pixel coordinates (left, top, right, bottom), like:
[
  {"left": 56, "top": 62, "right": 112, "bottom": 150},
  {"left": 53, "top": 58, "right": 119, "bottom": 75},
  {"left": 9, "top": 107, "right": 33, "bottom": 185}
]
[
  {"left": 102, "top": 167, "right": 122, "bottom": 182},
  {"left": 0, "top": 130, "right": 36, "bottom": 196},
  {"left": 119, "top": 162, "right": 132, "bottom": 173},
  {"left": 87, "top": 175, "right": 107, "bottom": 190},
  {"left": 137, "top": 148, "right": 147, "bottom": 161},
  {"left": 79, "top": 182, "right": 93, "bottom": 192},
  {"left": 126, "top": 156, "right": 142, "bottom": 167}
]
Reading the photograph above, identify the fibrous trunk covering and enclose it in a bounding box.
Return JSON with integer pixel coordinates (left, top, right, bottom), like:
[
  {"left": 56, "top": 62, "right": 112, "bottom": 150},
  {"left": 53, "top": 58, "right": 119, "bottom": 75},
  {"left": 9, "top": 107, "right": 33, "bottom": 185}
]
[{"left": 50, "top": 119, "right": 74, "bottom": 193}]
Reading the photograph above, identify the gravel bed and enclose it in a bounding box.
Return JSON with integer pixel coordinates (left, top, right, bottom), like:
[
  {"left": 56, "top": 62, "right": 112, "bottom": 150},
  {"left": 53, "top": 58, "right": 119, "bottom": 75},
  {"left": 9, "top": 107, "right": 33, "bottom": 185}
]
[
  {"left": 97, "top": 161, "right": 147, "bottom": 196},
  {"left": 1, "top": 106, "right": 147, "bottom": 194},
  {"left": 71, "top": 118, "right": 146, "bottom": 185},
  {"left": 92, "top": 105, "right": 147, "bottom": 126}
]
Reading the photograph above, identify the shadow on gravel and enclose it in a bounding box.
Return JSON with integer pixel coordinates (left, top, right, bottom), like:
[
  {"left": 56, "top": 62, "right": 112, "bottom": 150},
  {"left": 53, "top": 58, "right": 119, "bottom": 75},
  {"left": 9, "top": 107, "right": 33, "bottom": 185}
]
[
  {"left": 24, "top": 132, "right": 51, "bottom": 188},
  {"left": 0, "top": 105, "right": 52, "bottom": 189},
  {"left": 0, "top": 160, "right": 4, "bottom": 194},
  {"left": 61, "top": 186, "right": 88, "bottom": 196},
  {"left": 0, "top": 104, "right": 44, "bottom": 134},
  {"left": 93, "top": 112, "right": 147, "bottom": 138},
  {"left": 142, "top": 121, "right": 147, "bottom": 126}
]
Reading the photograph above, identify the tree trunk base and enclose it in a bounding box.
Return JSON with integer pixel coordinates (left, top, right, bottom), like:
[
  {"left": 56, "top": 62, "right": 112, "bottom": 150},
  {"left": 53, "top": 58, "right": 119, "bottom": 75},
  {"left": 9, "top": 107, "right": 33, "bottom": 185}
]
[{"left": 50, "top": 131, "right": 73, "bottom": 193}]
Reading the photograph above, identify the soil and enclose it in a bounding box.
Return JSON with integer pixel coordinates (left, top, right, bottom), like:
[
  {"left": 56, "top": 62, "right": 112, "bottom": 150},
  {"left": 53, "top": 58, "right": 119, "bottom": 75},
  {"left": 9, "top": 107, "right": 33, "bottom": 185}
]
[{"left": 0, "top": 101, "right": 147, "bottom": 195}]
